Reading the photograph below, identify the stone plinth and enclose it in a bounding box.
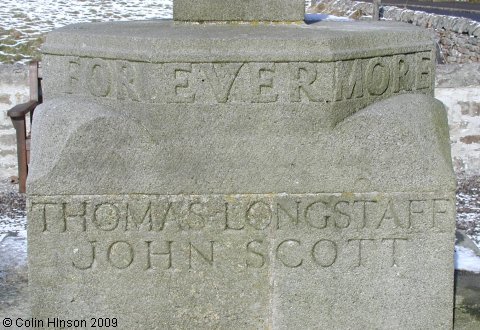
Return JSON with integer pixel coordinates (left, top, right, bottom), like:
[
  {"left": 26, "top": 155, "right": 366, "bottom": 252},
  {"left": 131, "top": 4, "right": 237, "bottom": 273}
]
[{"left": 28, "top": 19, "right": 456, "bottom": 329}]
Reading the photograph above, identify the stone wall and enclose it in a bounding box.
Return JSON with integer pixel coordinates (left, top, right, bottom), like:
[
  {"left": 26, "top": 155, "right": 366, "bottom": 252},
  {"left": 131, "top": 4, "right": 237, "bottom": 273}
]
[
  {"left": 0, "top": 64, "right": 29, "bottom": 179},
  {"left": 311, "top": 0, "right": 480, "bottom": 64},
  {"left": 435, "top": 63, "right": 480, "bottom": 177}
]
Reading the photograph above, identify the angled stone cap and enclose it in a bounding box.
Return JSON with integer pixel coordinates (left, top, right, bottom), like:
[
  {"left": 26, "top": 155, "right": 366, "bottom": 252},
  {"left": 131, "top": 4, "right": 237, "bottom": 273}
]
[
  {"left": 41, "top": 21, "right": 434, "bottom": 63},
  {"left": 173, "top": 0, "right": 305, "bottom": 22}
]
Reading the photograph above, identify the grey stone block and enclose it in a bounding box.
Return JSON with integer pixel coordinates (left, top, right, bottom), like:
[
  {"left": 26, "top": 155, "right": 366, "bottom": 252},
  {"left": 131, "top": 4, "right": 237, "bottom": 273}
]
[
  {"left": 173, "top": 0, "right": 305, "bottom": 22},
  {"left": 28, "top": 19, "right": 456, "bottom": 329}
]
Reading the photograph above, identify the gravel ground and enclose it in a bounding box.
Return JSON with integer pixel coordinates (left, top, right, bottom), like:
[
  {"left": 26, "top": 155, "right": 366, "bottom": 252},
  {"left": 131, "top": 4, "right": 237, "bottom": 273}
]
[
  {"left": 457, "top": 175, "right": 480, "bottom": 248},
  {"left": 0, "top": 180, "right": 25, "bottom": 221},
  {"left": 0, "top": 179, "right": 27, "bottom": 318}
]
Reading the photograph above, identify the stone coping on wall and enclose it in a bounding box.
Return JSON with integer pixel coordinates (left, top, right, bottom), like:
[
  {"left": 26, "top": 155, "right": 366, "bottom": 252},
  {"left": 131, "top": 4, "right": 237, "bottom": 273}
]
[
  {"left": 311, "top": 0, "right": 480, "bottom": 63},
  {"left": 312, "top": 0, "right": 480, "bottom": 36}
]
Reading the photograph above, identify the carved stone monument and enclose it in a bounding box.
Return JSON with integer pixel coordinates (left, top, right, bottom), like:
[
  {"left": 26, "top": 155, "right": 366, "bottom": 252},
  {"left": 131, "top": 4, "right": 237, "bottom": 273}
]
[{"left": 28, "top": 0, "right": 456, "bottom": 328}]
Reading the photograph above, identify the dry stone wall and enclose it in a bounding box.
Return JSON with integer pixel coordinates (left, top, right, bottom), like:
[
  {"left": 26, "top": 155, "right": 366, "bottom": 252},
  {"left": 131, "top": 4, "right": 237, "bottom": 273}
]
[
  {"left": 312, "top": 0, "right": 480, "bottom": 64},
  {"left": 435, "top": 63, "right": 480, "bottom": 177},
  {"left": 0, "top": 64, "right": 29, "bottom": 179}
]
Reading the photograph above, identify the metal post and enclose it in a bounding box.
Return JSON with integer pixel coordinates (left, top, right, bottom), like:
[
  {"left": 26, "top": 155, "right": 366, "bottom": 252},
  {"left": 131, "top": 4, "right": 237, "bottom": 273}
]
[{"left": 11, "top": 117, "right": 28, "bottom": 193}]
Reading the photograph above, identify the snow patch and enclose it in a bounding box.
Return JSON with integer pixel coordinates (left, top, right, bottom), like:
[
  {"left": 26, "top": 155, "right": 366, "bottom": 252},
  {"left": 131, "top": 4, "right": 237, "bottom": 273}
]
[
  {"left": 305, "top": 13, "right": 352, "bottom": 24},
  {"left": 0, "top": 0, "right": 174, "bottom": 64},
  {"left": 0, "top": 214, "right": 26, "bottom": 240},
  {"left": 0, "top": 214, "right": 27, "bottom": 269},
  {"left": 455, "top": 246, "right": 480, "bottom": 273}
]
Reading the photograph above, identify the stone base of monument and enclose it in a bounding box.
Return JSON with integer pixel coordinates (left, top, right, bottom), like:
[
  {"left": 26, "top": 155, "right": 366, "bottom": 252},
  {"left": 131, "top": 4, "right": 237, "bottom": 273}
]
[{"left": 27, "top": 5, "right": 456, "bottom": 329}]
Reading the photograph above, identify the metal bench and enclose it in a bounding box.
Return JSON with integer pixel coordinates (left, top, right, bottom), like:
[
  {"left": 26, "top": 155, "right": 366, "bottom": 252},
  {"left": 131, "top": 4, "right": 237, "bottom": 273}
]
[{"left": 7, "top": 61, "right": 42, "bottom": 193}]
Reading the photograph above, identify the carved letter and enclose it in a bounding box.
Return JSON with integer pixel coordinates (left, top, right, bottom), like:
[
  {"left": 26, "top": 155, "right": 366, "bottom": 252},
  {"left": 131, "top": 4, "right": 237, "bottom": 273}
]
[
  {"left": 30, "top": 202, "right": 64, "bottom": 233},
  {"left": 86, "top": 58, "right": 112, "bottom": 97},
  {"left": 201, "top": 63, "right": 243, "bottom": 103},
  {"left": 145, "top": 240, "right": 173, "bottom": 270},
  {"left": 276, "top": 201, "right": 300, "bottom": 229},
  {"left": 93, "top": 203, "right": 120, "bottom": 231},
  {"left": 72, "top": 240, "right": 96, "bottom": 270},
  {"left": 246, "top": 240, "right": 266, "bottom": 268},
  {"left": 415, "top": 52, "right": 433, "bottom": 91},
  {"left": 376, "top": 200, "right": 401, "bottom": 229},
  {"left": 408, "top": 200, "right": 427, "bottom": 229},
  {"left": 348, "top": 238, "right": 375, "bottom": 267},
  {"left": 151, "top": 201, "right": 174, "bottom": 231},
  {"left": 66, "top": 57, "right": 80, "bottom": 94},
  {"left": 126, "top": 201, "right": 152, "bottom": 231},
  {"left": 107, "top": 241, "right": 134, "bottom": 269},
  {"left": 276, "top": 239, "right": 303, "bottom": 268},
  {"left": 366, "top": 57, "right": 390, "bottom": 96},
  {"left": 224, "top": 202, "right": 245, "bottom": 230},
  {"left": 187, "top": 202, "right": 206, "bottom": 230},
  {"left": 312, "top": 239, "right": 337, "bottom": 267},
  {"left": 250, "top": 63, "right": 278, "bottom": 103},
  {"left": 433, "top": 199, "right": 452, "bottom": 230},
  {"left": 116, "top": 61, "right": 140, "bottom": 101},
  {"left": 333, "top": 201, "right": 351, "bottom": 229},
  {"left": 304, "top": 200, "right": 331, "bottom": 229},
  {"left": 165, "top": 63, "right": 195, "bottom": 103},
  {"left": 289, "top": 63, "right": 322, "bottom": 102},
  {"left": 334, "top": 59, "right": 364, "bottom": 101},
  {"left": 189, "top": 241, "right": 215, "bottom": 269},
  {"left": 246, "top": 201, "right": 272, "bottom": 230},
  {"left": 382, "top": 238, "right": 408, "bottom": 267},
  {"left": 392, "top": 55, "right": 412, "bottom": 93},
  {"left": 64, "top": 202, "right": 87, "bottom": 232},
  {"left": 353, "top": 200, "right": 377, "bottom": 229}
]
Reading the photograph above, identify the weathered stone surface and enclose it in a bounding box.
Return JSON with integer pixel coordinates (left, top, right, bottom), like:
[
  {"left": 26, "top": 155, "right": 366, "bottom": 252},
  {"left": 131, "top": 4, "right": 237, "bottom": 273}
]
[
  {"left": 28, "top": 18, "right": 455, "bottom": 329},
  {"left": 33, "top": 21, "right": 441, "bottom": 196},
  {"left": 173, "top": 0, "right": 304, "bottom": 22},
  {"left": 29, "top": 189, "right": 455, "bottom": 329}
]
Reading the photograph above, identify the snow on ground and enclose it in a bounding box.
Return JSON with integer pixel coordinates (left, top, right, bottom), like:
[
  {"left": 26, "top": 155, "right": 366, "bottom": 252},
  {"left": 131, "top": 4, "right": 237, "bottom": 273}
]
[
  {"left": 1, "top": 0, "right": 172, "bottom": 33},
  {"left": 0, "top": 214, "right": 27, "bottom": 291},
  {"left": 0, "top": 210, "right": 26, "bottom": 268},
  {"left": 0, "top": 0, "right": 173, "bottom": 64},
  {"left": 305, "top": 13, "right": 352, "bottom": 24},
  {"left": 0, "top": 214, "right": 25, "bottom": 245},
  {"left": 456, "top": 246, "right": 480, "bottom": 273}
]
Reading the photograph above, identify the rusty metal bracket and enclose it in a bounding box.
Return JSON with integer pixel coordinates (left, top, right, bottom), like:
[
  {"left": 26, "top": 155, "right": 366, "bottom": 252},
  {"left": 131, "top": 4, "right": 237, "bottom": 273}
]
[{"left": 6, "top": 61, "right": 42, "bottom": 193}]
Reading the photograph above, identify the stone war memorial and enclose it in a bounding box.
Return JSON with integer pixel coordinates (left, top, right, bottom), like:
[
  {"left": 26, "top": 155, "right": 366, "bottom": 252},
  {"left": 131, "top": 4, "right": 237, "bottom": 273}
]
[{"left": 28, "top": 0, "right": 456, "bottom": 328}]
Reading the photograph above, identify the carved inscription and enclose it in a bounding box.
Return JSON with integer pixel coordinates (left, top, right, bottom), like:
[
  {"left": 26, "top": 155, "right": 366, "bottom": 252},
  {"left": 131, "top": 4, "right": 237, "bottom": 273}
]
[
  {"left": 30, "top": 192, "right": 453, "bottom": 272},
  {"left": 333, "top": 52, "right": 434, "bottom": 101},
  {"left": 60, "top": 51, "right": 433, "bottom": 104}
]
